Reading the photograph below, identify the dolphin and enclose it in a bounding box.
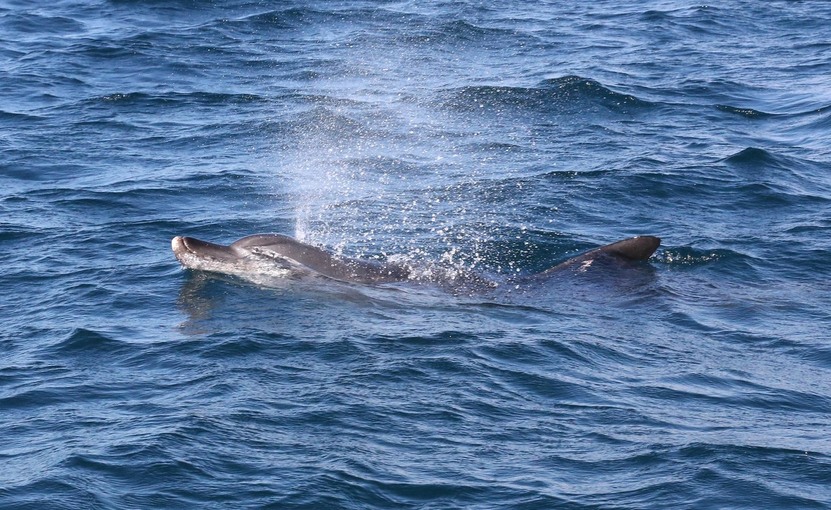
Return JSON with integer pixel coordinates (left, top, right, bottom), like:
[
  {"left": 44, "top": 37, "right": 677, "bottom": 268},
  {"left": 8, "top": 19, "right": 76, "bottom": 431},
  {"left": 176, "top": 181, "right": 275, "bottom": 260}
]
[{"left": 172, "top": 233, "right": 660, "bottom": 287}]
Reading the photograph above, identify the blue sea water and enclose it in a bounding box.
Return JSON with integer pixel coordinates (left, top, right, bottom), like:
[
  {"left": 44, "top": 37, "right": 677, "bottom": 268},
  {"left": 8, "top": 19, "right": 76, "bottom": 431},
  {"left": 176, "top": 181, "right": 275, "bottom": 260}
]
[{"left": 2, "top": 1, "right": 831, "bottom": 508}]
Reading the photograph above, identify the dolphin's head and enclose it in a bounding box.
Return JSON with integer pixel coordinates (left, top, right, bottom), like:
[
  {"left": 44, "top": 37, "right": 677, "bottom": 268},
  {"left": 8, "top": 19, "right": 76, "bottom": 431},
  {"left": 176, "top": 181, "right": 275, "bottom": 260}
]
[
  {"left": 172, "top": 235, "right": 300, "bottom": 278},
  {"left": 172, "top": 236, "right": 241, "bottom": 261},
  {"left": 171, "top": 235, "right": 251, "bottom": 273}
]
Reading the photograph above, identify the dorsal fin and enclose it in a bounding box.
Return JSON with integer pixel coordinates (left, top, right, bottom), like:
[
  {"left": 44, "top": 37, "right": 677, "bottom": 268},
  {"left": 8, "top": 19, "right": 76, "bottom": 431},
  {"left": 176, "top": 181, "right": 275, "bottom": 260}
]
[
  {"left": 596, "top": 236, "right": 661, "bottom": 261},
  {"left": 531, "top": 235, "right": 661, "bottom": 278}
]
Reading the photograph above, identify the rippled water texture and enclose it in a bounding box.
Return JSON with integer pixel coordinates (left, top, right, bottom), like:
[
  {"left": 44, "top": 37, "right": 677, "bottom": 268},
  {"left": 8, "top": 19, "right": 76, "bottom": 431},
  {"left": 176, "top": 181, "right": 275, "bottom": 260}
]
[{"left": 2, "top": 1, "right": 831, "bottom": 508}]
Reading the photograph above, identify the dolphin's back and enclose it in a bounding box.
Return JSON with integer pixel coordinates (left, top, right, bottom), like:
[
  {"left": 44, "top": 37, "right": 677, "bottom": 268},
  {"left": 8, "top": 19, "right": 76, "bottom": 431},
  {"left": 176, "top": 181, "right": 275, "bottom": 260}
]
[
  {"left": 174, "top": 233, "right": 660, "bottom": 287},
  {"left": 529, "top": 235, "right": 661, "bottom": 279},
  {"left": 232, "top": 234, "right": 411, "bottom": 284}
]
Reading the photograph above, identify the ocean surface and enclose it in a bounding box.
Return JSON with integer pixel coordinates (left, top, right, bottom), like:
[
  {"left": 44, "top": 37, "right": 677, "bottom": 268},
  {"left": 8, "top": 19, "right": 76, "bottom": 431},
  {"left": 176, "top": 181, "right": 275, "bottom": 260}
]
[{"left": 2, "top": 1, "right": 831, "bottom": 508}]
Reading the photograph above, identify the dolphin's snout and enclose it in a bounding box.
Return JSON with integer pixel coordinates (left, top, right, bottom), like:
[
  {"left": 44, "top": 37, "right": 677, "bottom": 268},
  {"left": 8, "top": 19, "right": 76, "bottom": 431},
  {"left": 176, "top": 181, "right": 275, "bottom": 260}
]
[
  {"left": 171, "top": 236, "right": 186, "bottom": 254},
  {"left": 171, "top": 235, "right": 240, "bottom": 263}
]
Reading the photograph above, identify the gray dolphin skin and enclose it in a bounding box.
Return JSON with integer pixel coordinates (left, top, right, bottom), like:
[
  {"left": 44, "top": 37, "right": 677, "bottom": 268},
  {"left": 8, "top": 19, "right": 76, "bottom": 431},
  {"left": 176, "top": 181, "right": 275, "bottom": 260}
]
[
  {"left": 172, "top": 233, "right": 661, "bottom": 286},
  {"left": 172, "top": 234, "right": 411, "bottom": 284}
]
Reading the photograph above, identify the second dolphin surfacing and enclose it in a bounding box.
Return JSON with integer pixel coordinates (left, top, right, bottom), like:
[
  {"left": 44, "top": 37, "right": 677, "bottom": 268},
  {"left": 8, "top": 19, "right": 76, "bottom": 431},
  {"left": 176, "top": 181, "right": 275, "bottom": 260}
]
[{"left": 172, "top": 233, "right": 661, "bottom": 288}]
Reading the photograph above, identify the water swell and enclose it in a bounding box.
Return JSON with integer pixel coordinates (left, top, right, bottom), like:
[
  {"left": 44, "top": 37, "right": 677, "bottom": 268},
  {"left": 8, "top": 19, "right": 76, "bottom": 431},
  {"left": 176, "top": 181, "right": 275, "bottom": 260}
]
[
  {"left": 231, "top": 6, "right": 351, "bottom": 30},
  {"left": 94, "top": 91, "right": 267, "bottom": 107},
  {"left": 442, "top": 75, "right": 653, "bottom": 115},
  {"left": 0, "top": 109, "right": 46, "bottom": 123},
  {"left": 714, "top": 96, "right": 831, "bottom": 120},
  {"left": 0, "top": 12, "right": 85, "bottom": 37},
  {"left": 715, "top": 104, "right": 775, "bottom": 118},
  {"left": 722, "top": 147, "right": 831, "bottom": 204},
  {"left": 723, "top": 146, "right": 788, "bottom": 168}
]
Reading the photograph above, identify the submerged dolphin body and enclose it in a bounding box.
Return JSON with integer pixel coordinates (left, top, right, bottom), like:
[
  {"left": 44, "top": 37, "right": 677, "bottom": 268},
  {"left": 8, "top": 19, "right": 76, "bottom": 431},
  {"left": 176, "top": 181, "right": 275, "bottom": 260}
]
[{"left": 171, "top": 233, "right": 661, "bottom": 287}]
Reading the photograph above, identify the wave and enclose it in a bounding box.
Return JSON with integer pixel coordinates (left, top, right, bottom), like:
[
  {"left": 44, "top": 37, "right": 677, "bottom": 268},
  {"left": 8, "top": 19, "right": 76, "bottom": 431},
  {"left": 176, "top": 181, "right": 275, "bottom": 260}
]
[
  {"left": 231, "top": 7, "right": 347, "bottom": 29},
  {"left": 640, "top": 371, "right": 831, "bottom": 413},
  {"left": 715, "top": 104, "right": 776, "bottom": 118},
  {"left": 89, "top": 91, "right": 268, "bottom": 107},
  {"left": 441, "top": 75, "right": 654, "bottom": 115},
  {"left": 415, "top": 19, "right": 536, "bottom": 45},
  {"left": 720, "top": 147, "right": 831, "bottom": 205},
  {"left": 723, "top": 146, "right": 788, "bottom": 168},
  {"left": 715, "top": 100, "right": 831, "bottom": 119},
  {"left": 715, "top": 98, "right": 831, "bottom": 119},
  {"left": 0, "top": 110, "right": 46, "bottom": 122},
  {"left": 45, "top": 327, "right": 129, "bottom": 357},
  {"left": 0, "top": 12, "right": 84, "bottom": 37}
]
